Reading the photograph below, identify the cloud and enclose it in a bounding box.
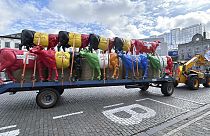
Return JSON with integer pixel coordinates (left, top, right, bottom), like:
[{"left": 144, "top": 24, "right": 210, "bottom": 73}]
[{"left": 156, "top": 10, "right": 210, "bottom": 32}]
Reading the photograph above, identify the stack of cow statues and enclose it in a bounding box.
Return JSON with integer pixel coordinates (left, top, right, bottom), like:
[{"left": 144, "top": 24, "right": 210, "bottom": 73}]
[{"left": 0, "top": 29, "right": 173, "bottom": 84}]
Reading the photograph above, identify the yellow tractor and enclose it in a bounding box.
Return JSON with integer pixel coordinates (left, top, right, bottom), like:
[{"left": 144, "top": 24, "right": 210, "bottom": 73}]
[{"left": 174, "top": 54, "right": 210, "bottom": 90}]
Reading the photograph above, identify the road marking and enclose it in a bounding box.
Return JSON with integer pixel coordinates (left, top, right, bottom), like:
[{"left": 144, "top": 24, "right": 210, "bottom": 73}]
[
  {"left": 103, "top": 104, "right": 156, "bottom": 125},
  {"left": 172, "top": 96, "right": 205, "bottom": 105},
  {"left": 163, "top": 111, "right": 210, "bottom": 136},
  {"left": 103, "top": 103, "right": 124, "bottom": 108},
  {"left": 137, "top": 98, "right": 188, "bottom": 111},
  {"left": 53, "top": 111, "right": 83, "bottom": 119},
  {"left": 0, "top": 130, "right": 20, "bottom": 136},
  {"left": 0, "top": 125, "right": 20, "bottom": 136},
  {"left": 135, "top": 98, "right": 150, "bottom": 102},
  {"left": 0, "top": 125, "right": 16, "bottom": 131}
]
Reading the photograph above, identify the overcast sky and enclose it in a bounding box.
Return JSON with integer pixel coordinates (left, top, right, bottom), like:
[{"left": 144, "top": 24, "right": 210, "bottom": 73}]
[{"left": 1, "top": 0, "right": 210, "bottom": 38}]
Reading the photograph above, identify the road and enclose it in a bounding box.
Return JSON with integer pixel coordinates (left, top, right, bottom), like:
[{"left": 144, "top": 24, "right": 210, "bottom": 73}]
[{"left": 0, "top": 84, "right": 209, "bottom": 136}]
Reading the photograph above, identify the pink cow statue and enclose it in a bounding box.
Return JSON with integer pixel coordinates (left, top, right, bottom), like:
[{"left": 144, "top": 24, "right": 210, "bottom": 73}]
[
  {"left": 0, "top": 48, "right": 37, "bottom": 84},
  {"left": 30, "top": 46, "right": 59, "bottom": 81},
  {"left": 131, "top": 40, "right": 161, "bottom": 55}
]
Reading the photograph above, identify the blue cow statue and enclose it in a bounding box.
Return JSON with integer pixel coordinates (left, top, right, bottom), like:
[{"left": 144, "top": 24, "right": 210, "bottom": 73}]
[{"left": 118, "top": 51, "right": 148, "bottom": 79}]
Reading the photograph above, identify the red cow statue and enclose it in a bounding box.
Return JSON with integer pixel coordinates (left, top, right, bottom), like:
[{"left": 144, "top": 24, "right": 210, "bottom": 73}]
[
  {"left": 165, "top": 56, "right": 173, "bottom": 76},
  {"left": 131, "top": 40, "right": 161, "bottom": 54},
  {"left": 30, "top": 46, "right": 59, "bottom": 81},
  {"left": 0, "top": 48, "right": 37, "bottom": 84}
]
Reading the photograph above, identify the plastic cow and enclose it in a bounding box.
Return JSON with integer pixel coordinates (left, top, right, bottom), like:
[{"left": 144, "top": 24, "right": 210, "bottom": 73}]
[
  {"left": 118, "top": 51, "right": 148, "bottom": 79},
  {"left": 0, "top": 48, "right": 37, "bottom": 83}
]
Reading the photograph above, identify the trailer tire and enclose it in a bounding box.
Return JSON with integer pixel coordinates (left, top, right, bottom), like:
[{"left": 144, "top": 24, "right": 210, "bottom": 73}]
[
  {"left": 140, "top": 83, "right": 149, "bottom": 91},
  {"left": 187, "top": 76, "right": 199, "bottom": 90},
  {"left": 161, "top": 82, "right": 174, "bottom": 96},
  {"left": 36, "top": 88, "right": 59, "bottom": 109},
  {"left": 203, "top": 77, "right": 210, "bottom": 88}
]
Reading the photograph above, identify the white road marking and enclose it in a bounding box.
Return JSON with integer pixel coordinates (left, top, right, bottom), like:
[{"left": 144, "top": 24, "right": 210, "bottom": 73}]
[
  {"left": 0, "top": 130, "right": 20, "bottom": 136},
  {"left": 163, "top": 111, "right": 210, "bottom": 136},
  {"left": 135, "top": 98, "right": 150, "bottom": 102},
  {"left": 103, "top": 103, "right": 124, "bottom": 108},
  {"left": 172, "top": 96, "right": 205, "bottom": 105},
  {"left": 0, "top": 125, "right": 16, "bottom": 131},
  {"left": 53, "top": 111, "right": 84, "bottom": 119},
  {"left": 136, "top": 98, "right": 188, "bottom": 111},
  {"left": 103, "top": 104, "right": 156, "bottom": 125},
  {"left": 0, "top": 125, "right": 19, "bottom": 136}
]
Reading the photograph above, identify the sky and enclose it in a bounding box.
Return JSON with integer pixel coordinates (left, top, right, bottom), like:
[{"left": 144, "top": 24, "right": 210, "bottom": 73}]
[{"left": 1, "top": 0, "right": 210, "bottom": 39}]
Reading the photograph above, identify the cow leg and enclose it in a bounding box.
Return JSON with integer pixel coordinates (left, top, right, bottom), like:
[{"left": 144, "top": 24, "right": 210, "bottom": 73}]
[
  {"left": 37, "top": 62, "right": 45, "bottom": 81},
  {"left": 5, "top": 69, "right": 16, "bottom": 82},
  {"left": 91, "top": 69, "right": 95, "bottom": 80},
  {"left": 96, "top": 67, "right": 101, "bottom": 80},
  {"left": 62, "top": 46, "right": 66, "bottom": 52},
  {"left": 47, "top": 68, "right": 53, "bottom": 81},
  {"left": 142, "top": 59, "right": 148, "bottom": 79},
  {"left": 0, "top": 63, "right": 12, "bottom": 83},
  {"left": 125, "top": 66, "right": 129, "bottom": 79},
  {"left": 57, "top": 44, "right": 61, "bottom": 51},
  {"left": 19, "top": 44, "right": 22, "bottom": 50},
  {"left": 26, "top": 46, "right": 30, "bottom": 51},
  {"left": 54, "top": 68, "right": 59, "bottom": 81}
]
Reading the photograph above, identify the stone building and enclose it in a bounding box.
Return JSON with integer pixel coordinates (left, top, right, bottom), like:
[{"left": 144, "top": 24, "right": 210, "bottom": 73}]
[{"left": 178, "top": 33, "right": 210, "bottom": 60}]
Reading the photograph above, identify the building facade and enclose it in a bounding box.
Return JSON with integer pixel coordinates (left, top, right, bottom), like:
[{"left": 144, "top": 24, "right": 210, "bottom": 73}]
[
  {"left": 178, "top": 34, "right": 210, "bottom": 60},
  {"left": 154, "top": 24, "right": 209, "bottom": 51},
  {"left": 0, "top": 33, "right": 21, "bottom": 49}
]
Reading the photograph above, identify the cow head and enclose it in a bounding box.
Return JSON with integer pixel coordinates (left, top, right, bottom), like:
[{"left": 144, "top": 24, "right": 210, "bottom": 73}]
[{"left": 30, "top": 45, "right": 44, "bottom": 54}]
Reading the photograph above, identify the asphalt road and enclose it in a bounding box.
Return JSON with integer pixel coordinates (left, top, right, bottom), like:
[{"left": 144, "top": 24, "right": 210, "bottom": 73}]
[{"left": 0, "top": 84, "right": 209, "bottom": 136}]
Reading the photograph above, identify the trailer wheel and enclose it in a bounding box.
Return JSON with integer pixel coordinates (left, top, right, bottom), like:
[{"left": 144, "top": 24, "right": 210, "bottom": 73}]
[
  {"left": 187, "top": 76, "right": 199, "bottom": 90},
  {"left": 140, "top": 83, "right": 149, "bottom": 91},
  {"left": 161, "top": 82, "right": 174, "bottom": 96},
  {"left": 203, "top": 77, "right": 210, "bottom": 88},
  {"left": 36, "top": 88, "right": 59, "bottom": 109}
]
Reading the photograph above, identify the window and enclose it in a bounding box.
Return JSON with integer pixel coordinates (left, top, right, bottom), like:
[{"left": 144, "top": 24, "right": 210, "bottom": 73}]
[
  {"left": 5, "top": 42, "right": 10, "bottom": 48},
  {"left": 15, "top": 43, "right": 19, "bottom": 48}
]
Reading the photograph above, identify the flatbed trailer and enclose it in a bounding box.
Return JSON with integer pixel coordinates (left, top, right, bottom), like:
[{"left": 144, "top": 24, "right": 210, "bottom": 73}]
[{"left": 0, "top": 76, "right": 174, "bottom": 109}]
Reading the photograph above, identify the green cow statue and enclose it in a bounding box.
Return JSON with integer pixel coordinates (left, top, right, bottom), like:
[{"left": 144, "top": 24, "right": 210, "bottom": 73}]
[{"left": 79, "top": 50, "right": 101, "bottom": 80}]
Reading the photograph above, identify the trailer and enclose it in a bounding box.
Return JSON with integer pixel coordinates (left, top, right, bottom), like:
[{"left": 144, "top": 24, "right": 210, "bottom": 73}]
[{"left": 0, "top": 75, "right": 174, "bottom": 109}]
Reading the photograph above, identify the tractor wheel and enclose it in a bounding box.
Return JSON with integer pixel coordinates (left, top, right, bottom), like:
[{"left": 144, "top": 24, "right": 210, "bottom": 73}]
[
  {"left": 36, "top": 88, "right": 60, "bottom": 109},
  {"left": 187, "top": 76, "right": 199, "bottom": 90},
  {"left": 161, "top": 82, "right": 174, "bottom": 96},
  {"left": 203, "top": 77, "right": 210, "bottom": 88}
]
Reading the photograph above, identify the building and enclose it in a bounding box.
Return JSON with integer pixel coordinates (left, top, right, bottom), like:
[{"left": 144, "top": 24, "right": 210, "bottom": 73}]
[
  {"left": 140, "top": 37, "right": 168, "bottom": 56},
  {"left": 178, "top": 33, "right": 210, "bottom": 60},
  {"left": 0, "top": 33, "right": 21, "bottom": 49},
  {"left": 154, "top": 24, "right": 209, "bottom": 50}
]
